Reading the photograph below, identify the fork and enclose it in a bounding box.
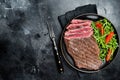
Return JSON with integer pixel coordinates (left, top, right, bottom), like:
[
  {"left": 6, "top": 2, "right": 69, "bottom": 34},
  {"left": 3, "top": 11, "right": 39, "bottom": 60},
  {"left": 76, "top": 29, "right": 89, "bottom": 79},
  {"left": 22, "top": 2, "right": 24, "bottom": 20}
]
[{"left": 46, "top": 18, "right": 64, "bottom": 73}]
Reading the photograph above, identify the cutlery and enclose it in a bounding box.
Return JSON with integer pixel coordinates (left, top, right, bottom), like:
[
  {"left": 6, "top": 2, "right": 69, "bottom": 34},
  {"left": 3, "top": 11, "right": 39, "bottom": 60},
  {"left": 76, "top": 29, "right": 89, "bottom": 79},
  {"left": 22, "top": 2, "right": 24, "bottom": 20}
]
[{"left": 46, "top": 17, "right": 64, "bottom": 73}]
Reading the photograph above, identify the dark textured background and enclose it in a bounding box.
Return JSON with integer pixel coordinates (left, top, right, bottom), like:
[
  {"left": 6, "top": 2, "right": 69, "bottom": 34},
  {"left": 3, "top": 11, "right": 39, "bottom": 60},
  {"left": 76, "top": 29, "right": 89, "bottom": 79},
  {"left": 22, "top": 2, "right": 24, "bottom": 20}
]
[{"left": 0, "top": 0, "right": 120, "bottom": 80}]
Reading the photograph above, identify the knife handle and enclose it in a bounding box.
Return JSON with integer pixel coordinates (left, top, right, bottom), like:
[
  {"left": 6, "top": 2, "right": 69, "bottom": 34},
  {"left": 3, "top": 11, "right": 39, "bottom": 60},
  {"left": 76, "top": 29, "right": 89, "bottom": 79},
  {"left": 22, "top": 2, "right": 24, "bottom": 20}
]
[{"left": 52, "top": 38, "right": 64, "bottom": 73}]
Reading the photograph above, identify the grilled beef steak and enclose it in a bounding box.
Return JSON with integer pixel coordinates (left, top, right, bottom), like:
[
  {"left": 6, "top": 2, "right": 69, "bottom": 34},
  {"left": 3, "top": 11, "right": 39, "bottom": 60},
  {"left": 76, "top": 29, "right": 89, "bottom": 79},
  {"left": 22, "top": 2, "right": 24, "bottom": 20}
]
[{"left": 64, "top": 19, "right": 102, "bottom": 70}]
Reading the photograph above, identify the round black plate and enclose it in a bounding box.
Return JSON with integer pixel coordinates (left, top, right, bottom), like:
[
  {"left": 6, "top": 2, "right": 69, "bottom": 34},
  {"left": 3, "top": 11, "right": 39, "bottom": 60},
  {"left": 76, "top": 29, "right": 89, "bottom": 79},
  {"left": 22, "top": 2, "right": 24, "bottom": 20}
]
[{"left": 60, "top": 13, "right": 119, "bottom": 73}]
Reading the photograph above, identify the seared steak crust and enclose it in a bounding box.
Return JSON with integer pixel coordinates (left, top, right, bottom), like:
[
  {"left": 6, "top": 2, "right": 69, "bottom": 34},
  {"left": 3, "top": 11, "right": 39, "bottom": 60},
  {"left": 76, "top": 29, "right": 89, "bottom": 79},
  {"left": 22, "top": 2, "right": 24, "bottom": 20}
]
[{"left": 64, "top": 36, "right": 102, "bottom": 70}]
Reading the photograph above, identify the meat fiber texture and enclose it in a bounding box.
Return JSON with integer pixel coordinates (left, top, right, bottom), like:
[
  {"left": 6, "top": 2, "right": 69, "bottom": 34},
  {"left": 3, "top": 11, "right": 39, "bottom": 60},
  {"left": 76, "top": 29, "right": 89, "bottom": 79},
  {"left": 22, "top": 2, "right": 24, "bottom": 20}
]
[{"left": 64, "top": 19, "right": 102, "bottom": 70}]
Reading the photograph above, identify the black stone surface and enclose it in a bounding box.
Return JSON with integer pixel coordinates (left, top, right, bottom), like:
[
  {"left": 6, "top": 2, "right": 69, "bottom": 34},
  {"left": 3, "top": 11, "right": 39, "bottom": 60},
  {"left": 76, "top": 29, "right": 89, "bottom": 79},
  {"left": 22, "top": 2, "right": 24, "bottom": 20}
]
[{"left": 0, "top": 0, "right": 120, "bottom": 80}]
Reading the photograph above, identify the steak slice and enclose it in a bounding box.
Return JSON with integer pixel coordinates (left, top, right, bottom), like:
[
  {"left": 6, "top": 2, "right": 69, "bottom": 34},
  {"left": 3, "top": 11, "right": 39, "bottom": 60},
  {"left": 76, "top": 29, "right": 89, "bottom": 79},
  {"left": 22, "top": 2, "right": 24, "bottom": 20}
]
[
  {"left": 64, "top": 36, "right": 102, "bottom": 70},
  {"left": 65, "top": 26, "right": 92, "bottom": 36},
  {"left": 71, "top": 19, "right": 91, "bottom": 24},
  {"left": 66, "top": 22, "right": 91, "bottom": 30},
  {"left": 64, "top": 31, "right": 93, "bottom": 40}
]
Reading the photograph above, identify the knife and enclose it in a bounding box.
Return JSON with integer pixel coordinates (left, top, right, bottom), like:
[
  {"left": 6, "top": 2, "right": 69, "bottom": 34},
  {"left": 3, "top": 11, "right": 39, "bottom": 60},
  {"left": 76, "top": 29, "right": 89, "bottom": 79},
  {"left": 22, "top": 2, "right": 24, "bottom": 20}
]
[{"left": 46, "top": 17, "right": 64, "bottom": 73}]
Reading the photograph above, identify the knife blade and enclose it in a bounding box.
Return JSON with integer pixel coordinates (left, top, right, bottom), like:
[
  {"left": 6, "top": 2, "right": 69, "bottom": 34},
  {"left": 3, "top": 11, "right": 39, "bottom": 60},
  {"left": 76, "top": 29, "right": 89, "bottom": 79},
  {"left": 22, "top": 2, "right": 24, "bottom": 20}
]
[{"left": 46, "top": 18, "right": 64, "bottom": 73}]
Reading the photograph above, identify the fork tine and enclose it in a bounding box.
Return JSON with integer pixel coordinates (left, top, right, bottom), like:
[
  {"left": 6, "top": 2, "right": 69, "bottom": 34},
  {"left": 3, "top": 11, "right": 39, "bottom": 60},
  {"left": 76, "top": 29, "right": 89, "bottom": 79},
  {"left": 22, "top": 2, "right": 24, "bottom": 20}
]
[
  {"left": 46, "top": 21, "right": 55, "bottom": 38},
  {"left": 51, "top": 26, "right": 55, "bottom": 37}
]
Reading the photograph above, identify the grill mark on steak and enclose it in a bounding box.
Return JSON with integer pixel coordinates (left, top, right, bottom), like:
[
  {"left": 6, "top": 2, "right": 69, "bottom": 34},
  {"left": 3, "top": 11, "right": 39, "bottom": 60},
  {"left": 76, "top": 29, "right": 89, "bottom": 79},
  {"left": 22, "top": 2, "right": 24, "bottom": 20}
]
[
  {"left": 72, "top": 36, "right": 99, "bottom": 55},
  {"left": 81, "top": 38, "right": 100, "bottom": 55},
  {"left": 86, "top": 56, "right": 102, "bottom": 66},
  {"left": 68, "top": 46, "right": 98, "bottom": 70},
  {"left": 66, "top": 38, "right": 101, "bottom": 68},
  {"left": 65, "top": 41, "right": 86, "bottom": 67},
  {"left": 69, "top": 42, "right": 98, "bottom": 61},
  {"left": 84, "top": 36, "right": 99, "bottom": 50},
  {"left": 85, "top": 40, "right": 100, "bottom": 56},
  {"left": 71, "top": 42, "right": 101, "bottom": 66},
  {"left": 64, "top": 36, "right": 102, "bottom": 70},
  {"left": 71, "top": 38, "right": 99, "bottom": 57},
  {"left": 68, "top": 46, "right": 91, "bottom": 69},
  {"left": 70, "top": 39, "right": 99, "bottom": 60},
  {"left": 75, "top": 36, "right": 97, "bottom": 49}
]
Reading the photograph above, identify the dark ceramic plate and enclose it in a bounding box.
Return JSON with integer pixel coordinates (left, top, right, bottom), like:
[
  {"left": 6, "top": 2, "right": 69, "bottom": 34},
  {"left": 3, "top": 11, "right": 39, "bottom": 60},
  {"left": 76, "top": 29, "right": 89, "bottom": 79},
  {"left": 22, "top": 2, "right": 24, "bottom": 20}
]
[{"left": 60, "top": 13, "right": 119, "bottom": 73}]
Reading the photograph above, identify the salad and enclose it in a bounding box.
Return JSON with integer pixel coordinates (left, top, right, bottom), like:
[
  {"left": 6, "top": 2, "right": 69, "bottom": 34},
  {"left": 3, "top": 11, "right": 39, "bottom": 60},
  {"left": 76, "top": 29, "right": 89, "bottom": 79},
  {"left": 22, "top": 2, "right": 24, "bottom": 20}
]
[{"left": 91, "top": 19, "right": 118, "bottom": 62}]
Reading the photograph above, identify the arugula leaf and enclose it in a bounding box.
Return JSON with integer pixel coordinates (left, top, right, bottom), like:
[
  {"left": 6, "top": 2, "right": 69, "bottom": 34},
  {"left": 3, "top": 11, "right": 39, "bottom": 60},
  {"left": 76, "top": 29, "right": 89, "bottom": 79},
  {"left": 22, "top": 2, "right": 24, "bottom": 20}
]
[{"left": 91, "top": 19, "right": 118, "bottom": 61}]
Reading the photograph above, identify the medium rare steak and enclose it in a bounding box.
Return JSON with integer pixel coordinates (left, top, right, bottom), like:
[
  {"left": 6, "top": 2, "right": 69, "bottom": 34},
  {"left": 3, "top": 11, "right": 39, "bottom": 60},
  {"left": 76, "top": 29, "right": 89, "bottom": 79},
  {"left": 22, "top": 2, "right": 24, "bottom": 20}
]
[
  {"left": 65, "top": 26, "right": 92, "bottom": 35},
  {"left": 66, "top": 22, "right": 91, "bottom": 30},
  {"left": 64, "top": 36, "right": 102, "bottom": 70},
  {"left": 64, "top": 31, "right": 93, "bottom": 40},
  {"left": 71, "top": 19, "right": 91, "bottom": 24},
  {"left": 64, "top": 19, "right": 102, "bottom": 70}
]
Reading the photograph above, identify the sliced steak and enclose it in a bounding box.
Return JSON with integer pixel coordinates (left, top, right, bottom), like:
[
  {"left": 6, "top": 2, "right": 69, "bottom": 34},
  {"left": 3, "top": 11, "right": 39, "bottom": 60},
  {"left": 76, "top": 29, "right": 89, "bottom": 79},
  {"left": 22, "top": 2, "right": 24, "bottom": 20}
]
[
  {"left": 71, "top": 19, "right": 91, "bottom": 24},
  {"left": 64, "top": 19, "right": 102, "bottom": 70},
  {"left": 65, "top": 26, "right": 92, "bottom": 36},
  {"left": 64, "top": 36, "right": 102, "bottom": 70},
  {"left": 64, "top": 31, "right": 93, "bottom": 40},
  {"left": 66, "top": 22, "right": 91, "bottom": 30}
]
